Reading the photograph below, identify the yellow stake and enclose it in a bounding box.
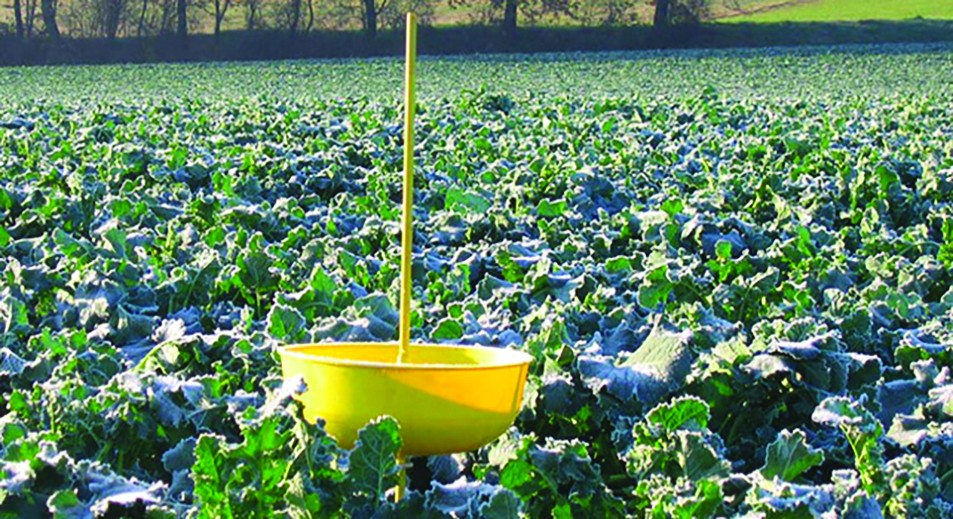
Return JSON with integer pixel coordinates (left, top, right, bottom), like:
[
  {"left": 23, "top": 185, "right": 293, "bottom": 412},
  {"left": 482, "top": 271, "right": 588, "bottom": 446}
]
[
  {"left": 398, "top": 12, "right": 417, "bottom": 364},
  {"left": 395, "top": 453, "right": 407, "bottom": 501},
  {"left": 395, "top": 12, "right": 417, "bottom": 504}
]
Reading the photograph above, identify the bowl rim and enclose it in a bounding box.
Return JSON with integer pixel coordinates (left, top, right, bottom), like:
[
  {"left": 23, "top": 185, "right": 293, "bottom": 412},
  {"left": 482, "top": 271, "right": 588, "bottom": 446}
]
[{"left": 278, "top": 342, "right": 533, "bottom": 371}]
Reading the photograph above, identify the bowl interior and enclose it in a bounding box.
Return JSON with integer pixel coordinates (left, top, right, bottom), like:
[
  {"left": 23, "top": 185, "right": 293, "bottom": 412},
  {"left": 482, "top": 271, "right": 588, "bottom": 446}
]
[{"left": 279, "top": 342, "right": 532, "bottom": 369}]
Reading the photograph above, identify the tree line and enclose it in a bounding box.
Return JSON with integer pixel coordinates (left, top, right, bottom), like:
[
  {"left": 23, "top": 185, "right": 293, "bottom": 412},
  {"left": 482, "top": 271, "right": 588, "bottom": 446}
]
[{"left": 2, "top": 0, "right": 711, "bottom": 42}]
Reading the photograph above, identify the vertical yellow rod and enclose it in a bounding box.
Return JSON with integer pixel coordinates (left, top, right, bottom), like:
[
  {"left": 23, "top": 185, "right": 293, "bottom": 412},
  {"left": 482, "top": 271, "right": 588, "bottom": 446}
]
[
  {"left": 395, "top": 16, "right": 417, "bottom": 502},
  {"left": 395, "top": 453, "right": 407, "bottom": 502},
  {"left": 398, "top": 12, "right": 417, "bottom": 364}
]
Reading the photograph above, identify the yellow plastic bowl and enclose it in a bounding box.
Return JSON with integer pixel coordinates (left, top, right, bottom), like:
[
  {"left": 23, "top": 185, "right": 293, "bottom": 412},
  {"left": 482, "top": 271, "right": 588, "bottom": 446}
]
[{"left": 277, "top": 342, "right": 532, "bottom": 456}]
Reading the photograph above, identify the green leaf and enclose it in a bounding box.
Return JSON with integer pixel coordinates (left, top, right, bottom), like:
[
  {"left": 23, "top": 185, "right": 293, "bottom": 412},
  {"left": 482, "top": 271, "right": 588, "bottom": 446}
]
[
  {"left": 103, "top": 227, "right": 128, "bottom": 258},
  {"left": 432, "top": 318, "right": 464, "bottom": 340},
  {"left": 605, "top": 256, "right": 632, "bottom": 274},
  {"left": 680, "top": 432, "right": 730, "bottom": 480},
  {"left": 47, "top": 489, "right": 83, "bottom": 519},
  {"left": 813, "top": 397, "right": 878, "bottom": 431},
  {"left": 714, "top": 239, "right": 733, "bottom": 260},
  {"left": 638, "top": 265, "right": 673, "bottom": 309},
  {"left": 760, "top": 429, "right": 824, "bottom": 482},
  {"left": 0, "top": 421, "right": 26, "bottom": 444},
  {"left": 192, "top": 434, "right": 234, "bottom": 519},
  {"left": 481, "top": 489, "right": 524, "bottom": 518},
  {"left": 813, "top": 397, "right": 886, "bottom": 497},
  {"left": 553, "top": 502, "right": 572, "bottom": 518},
  {"left": 267, "top": 303, "right": 308, "bottom": 342},
  {"left": 204, "top": 225, "right": 227, "bottom": 247},
  {"left": 445, "top": 188, "right": 492, "bottom": 214},
  {"left": 0, "top": 188, "right": 13, "bottom": 212},
  {"left": 624, "top": 324, "right": 693, "bottom": 374},
  {"left": 595, "top": 323, "right": 696, "bottom": 407},
  {"left": 237, "top": 249, "right": 278, "bottom": 297},
  {"left": 485, "top": 431, "right": 525, "bottom": 469},
  {"left": 52, "top": 228, "right": 89, "bottom": 258},
  {"left": 876, "top": 164, "right": 899, "bottom": 196},
  {"left": 310, "top": 266, "right": 338, "bottom": 303},
  {"left": 349, "top": 416, "right": 403, "bottom": 504},
  {"left": 646, "top": 396, "right": 710, "bottom": 432},
  {"left": 660, "top": 198, "right": 683, "bottom": 217},
  {"left": 673, "top": 478, "right": 722, "bottom": 518},
  {"left": 286, "top": 472, "right": 322, "bottom": 518},
  {"left": 842, "top": 493, "right": 883, "bottom": 519},
  {"left": 536, "top": 198, "right": 567, "bottom": 218},
  {"left": 242, "top": 415, "right": 283, "bottom": 455},
  {"left": 353, "top": 294, "right": 398, "bottom": 327},
  {"left": 883, "top": 454, "right": 942, "bottom": 518},
  {"left": 499, "top": 459, "right": 535, "bottom": 490}
]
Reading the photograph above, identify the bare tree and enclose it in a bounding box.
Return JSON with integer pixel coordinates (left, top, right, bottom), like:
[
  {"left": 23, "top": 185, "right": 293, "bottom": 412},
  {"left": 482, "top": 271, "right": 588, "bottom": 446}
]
[
  {"left": 448, "top": 0, "right": 572, "bottom": 36},
  {"left": 103, "top": 0, "right": 125, "bottom": 38},
  {"left": 653, "top": 0, "right": 709, "bottom": 27},
  {"left": 378, "top": 0, "right": 434, "bottom": 29},
  {"left": 653, "top": 0, "right": 668, "bottom": 26},
  {"left": 305, "top": 0, "right": 314, "bottom": 31},
  {"left": 13, "top": 0, "right": 24, "bottom": 38},
  {"left": 289, "top": 0, "right": 301, "bottom": 36},
  {"left": 40, "top": 0, "right": 59, "bottom": 38},
  {"left": 59, "top": 0, "right": 129, "bottom": 39},
  {"left": 573, "top": 0, "right": 637, "bottom": 26},
  {"left": 315, "top": 0, "right": 433, "bottom": 38},
  {"left": 359, "top": 0, "right": 433, "bottom": 39},
  {"left": 136, "top": 0, "right": 149, "bottom": 35},
  {"left": 245, "top": 0, "right": 264, "bottom": 29},
  {"left": 211, "top": 0, "right": 230, "bottom": 36},
  {"left": 156, "top": 0, "right": 177, "bottom": 33},
  {"left": 134, "top": 0, "right": 177, "bottom": 36},
  {"left": 274, "top": 0, "right": 302, "bottom": 35},
  {"left": 502, "top": 0, "right": 515, "bottom": 34},
  {"left": 176, "top": 0, "right": 186, "bottom": 36},
  {"left": 361, "top": 0, "right": 377, "bottom": 38},
  {"left": 672, "top": 0, "right": 710, "bottom": 23},
  {"left": 23, "top": 0, "right": 38, "bottom": 37}
]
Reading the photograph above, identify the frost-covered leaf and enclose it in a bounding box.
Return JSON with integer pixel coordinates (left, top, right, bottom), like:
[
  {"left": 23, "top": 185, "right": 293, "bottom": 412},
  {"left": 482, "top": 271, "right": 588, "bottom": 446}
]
[
  {"left": 647, "top": 395, "right": 710, "bottom": 432},
  {"left": 480, "top": 488, "right": 523, "bottom": 519},
  {"left": 578, "top": 324, "right": 694, "bottom": 408},
  {"left": 267, "top": 303, "right": 308, "bottom": 342},
  {"left": 47, "top": 489, "right": 86, "bottom": 519},
  {"left": 428, "top": 455, "right": 464, "bottom": 484},
  {"left": 349, "top": 416, "right": 402, "bottom": 504},
  {"left": 191, "top": 434, "right": 232, "bottom": 517},
  {"left": 760, "top": 429, "right": 824, "bottom": 482},
  {"left": 432, "top": 318, "right": 464, "bottom": 340}
]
